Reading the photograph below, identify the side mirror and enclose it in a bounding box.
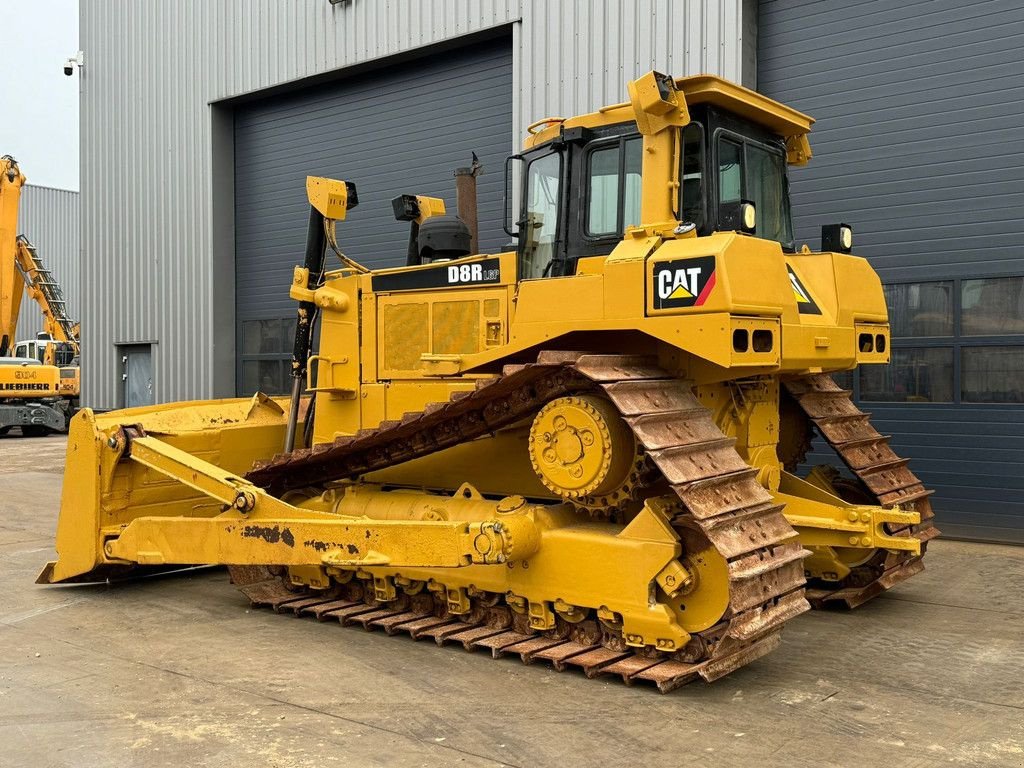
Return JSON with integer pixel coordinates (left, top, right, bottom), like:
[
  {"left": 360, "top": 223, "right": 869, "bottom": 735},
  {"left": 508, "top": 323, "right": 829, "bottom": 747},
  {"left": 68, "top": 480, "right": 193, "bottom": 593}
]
[{"left": 503, "top": 154, "right": 524, "bottom": 237}]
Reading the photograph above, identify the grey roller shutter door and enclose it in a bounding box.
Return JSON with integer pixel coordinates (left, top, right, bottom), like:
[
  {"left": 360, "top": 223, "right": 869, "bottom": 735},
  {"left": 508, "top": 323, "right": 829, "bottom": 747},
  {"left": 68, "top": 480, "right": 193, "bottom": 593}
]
[
  {"left": 233, "top": 38, "right": 513, "bottom": 399},
  {"left": 759, "top": 0, "right": 1024, "bottom": 542}
]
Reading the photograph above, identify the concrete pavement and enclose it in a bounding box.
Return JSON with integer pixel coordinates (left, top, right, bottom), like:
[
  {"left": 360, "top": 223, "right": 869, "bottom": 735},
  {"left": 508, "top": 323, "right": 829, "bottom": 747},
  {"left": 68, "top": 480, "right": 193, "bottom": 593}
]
[{"left": 1, "top": 434, "right": 1023, "bottom": 767}]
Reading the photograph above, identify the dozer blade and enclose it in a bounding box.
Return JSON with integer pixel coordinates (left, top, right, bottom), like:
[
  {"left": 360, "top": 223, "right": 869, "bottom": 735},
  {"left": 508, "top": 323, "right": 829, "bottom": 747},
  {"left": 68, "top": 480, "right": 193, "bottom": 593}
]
[
  {"left": 39, "top": 394, "right": 293, "bottom": 584},
  {"left": 39, "top": 394, "right": 538, "bottom": 585}
]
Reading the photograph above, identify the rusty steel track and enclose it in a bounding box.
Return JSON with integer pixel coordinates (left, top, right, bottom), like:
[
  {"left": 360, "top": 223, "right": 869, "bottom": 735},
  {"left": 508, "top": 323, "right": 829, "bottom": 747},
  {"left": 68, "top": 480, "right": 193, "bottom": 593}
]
[
  {"left": 783, "top": 374, "right": 940, "bottom": 608},
  {"left": 238, "top": 353, "right": 809, "bottom": 692}
]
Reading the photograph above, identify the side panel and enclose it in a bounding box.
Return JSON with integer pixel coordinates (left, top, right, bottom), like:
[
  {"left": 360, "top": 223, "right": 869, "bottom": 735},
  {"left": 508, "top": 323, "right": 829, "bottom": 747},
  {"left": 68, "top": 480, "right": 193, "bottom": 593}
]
[{"left": 376, "top": 287, "right": 508, "bottom": 380}]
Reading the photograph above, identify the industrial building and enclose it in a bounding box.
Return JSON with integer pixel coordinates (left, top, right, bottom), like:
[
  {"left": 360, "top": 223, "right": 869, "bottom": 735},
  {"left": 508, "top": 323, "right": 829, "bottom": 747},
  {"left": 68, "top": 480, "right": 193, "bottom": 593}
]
[{"left": 73, "top": 0, "right": 1023, "bottom": 542}]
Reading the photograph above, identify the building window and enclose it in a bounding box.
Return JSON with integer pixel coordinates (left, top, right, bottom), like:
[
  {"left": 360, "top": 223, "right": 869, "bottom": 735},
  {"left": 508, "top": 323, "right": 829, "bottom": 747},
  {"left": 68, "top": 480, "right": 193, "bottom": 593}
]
[
  {"left": 861, "top": 347, "right": 954, "bottom": 403},
  {"left": 961, "top": 277, "right": 1024, "bottom": 335},
  {"left": 240, "top": 317, "right": 295, "bottom": 395},
  {"left": 885, "top": 281, "right": 954, "bottom": 337},
  {"left": 831, "top": 369, "right": 855, "bottom": 392},
  {"left": 856, "top": 276, "right": 1024, "bottom": 405},
  {"left": 962, "top": 346, "right": 1024, "bottom": 403}
]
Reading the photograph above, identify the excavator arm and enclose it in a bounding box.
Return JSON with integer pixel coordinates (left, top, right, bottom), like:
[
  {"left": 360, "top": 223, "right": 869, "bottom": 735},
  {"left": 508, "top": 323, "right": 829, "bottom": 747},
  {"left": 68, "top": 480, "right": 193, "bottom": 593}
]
[
  {"left": 14, "top": 235, "right": 80, "bottom": 364},
  {"left": 0, "top": 155, "right": 28, "bottom": 356}
]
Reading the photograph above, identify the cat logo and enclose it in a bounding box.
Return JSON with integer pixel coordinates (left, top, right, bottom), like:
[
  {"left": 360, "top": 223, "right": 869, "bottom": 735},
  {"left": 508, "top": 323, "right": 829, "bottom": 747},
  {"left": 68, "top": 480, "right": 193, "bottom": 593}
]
[
  {"left": 651, "top": 256, "right": 717, "bottom": 310},
  {"left": 787, "top": 265, "right": 822, "bottom": 315}
]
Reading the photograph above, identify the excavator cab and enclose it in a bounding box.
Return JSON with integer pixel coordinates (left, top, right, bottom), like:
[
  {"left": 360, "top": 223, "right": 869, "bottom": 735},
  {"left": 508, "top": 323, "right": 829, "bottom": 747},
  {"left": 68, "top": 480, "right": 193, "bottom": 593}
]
[{"left": 15, "top": 333, "right": 76, "bottom": 367}]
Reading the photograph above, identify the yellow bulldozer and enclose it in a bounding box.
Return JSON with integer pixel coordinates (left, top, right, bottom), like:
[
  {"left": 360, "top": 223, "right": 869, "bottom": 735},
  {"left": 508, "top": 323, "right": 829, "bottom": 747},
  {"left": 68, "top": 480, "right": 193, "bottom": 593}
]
[{"left": 40, "top": 72, "right": 937, "bottom": 691}]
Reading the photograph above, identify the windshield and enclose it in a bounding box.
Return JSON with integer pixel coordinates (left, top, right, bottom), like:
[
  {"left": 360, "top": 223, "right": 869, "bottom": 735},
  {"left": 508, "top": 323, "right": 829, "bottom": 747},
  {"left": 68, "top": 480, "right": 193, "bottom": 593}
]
[
  {"left": 520, "top": 152, "right": 561, "bottom": 279},
  {"left": 717, "top": 134, "right": 793, "bottom": 247}
]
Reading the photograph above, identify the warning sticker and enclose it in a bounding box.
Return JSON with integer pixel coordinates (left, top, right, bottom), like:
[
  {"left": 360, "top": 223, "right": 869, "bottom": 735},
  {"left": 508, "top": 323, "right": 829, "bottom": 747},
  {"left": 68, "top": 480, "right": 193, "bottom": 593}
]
[
  {"left": 651, "top": 257, "right": 717, "bottom": 310},
  {"left": 786, "top": 265, "right": 822, "bottom": 315}
]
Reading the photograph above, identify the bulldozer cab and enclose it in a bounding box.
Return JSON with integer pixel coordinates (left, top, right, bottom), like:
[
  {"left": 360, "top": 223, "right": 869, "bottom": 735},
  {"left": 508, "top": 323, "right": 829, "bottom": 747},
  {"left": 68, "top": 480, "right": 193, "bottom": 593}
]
[{"left": 514, "top": 76, "right": 801, "bottom": 280}]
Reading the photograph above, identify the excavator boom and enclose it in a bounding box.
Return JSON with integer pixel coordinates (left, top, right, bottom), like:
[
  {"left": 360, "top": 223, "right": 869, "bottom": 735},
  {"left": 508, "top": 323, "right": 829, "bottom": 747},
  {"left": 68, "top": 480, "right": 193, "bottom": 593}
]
[{"left": 0, "top": 155, "right": 27, "bottom": 356}]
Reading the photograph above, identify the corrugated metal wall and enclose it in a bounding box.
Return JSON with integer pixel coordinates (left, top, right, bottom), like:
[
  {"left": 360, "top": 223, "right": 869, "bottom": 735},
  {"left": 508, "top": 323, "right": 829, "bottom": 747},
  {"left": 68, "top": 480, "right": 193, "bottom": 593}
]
[
  {"left": 759, "top": 0, "right": 1024, "bottom": 542},
  {"left": 15, "top": 185, "right": 80, "bottom": 342},
  {"left": 80, "top": 0, "right": 751, "bottom": 409}
]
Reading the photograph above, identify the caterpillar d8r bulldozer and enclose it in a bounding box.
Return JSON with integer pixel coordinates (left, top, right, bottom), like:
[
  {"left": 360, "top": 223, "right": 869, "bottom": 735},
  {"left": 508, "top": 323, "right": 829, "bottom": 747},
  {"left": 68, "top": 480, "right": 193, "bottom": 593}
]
[{"left": 39, "top": 72, "right": 937, "bottom": 692}]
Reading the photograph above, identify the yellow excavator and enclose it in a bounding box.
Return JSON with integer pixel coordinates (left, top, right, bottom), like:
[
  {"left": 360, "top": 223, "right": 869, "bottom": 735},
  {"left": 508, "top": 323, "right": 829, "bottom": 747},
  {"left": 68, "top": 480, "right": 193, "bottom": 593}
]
[
  {"left": 39, "top": 73, "right": 937, "bottom": 691},
  {"left": 0, "top": 155, "right": 80, "bottom": 435}
]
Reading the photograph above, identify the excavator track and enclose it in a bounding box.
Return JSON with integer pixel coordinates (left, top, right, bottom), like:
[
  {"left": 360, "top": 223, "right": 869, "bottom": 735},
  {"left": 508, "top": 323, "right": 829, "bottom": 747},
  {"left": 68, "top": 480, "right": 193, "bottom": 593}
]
[
  {"left": 237, "top": 353, "right": 809, "bottom": 692},
  {"left": 783, "top": 374, "right": 940, "bottom": 608}
]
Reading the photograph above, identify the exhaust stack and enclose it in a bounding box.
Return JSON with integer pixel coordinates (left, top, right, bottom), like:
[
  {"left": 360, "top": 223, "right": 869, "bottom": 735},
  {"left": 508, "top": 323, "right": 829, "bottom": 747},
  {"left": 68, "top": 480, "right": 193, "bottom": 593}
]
[{"left": 454, "top": 152, "right": 482, "bottom": 253}]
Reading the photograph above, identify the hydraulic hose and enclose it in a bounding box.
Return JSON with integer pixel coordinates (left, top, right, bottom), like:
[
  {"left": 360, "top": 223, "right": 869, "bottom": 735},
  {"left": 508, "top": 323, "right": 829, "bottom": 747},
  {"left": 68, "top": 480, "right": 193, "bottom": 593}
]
[{"left": 284, "top": 205, "right": 327, "bottom": 452}]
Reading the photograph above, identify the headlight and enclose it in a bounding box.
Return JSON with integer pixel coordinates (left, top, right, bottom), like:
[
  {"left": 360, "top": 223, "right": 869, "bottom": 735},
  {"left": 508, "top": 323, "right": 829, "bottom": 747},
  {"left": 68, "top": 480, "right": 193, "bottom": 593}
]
[
  {"left": 742, "top": 202, "right": 756, "bottom": 232},
  {"left": 822, "top": 223, "right": 853, "bottom": 253}
]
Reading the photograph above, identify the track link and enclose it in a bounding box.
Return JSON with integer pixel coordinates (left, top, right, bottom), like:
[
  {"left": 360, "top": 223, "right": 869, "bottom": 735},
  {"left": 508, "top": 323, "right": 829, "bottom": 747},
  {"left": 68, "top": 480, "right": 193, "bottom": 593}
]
[
  {"left": 238, "top": 353, "right": 809, "bottom": 691},
  {"left": 783, "top": 374, "right": 940, "bottom": 608}
]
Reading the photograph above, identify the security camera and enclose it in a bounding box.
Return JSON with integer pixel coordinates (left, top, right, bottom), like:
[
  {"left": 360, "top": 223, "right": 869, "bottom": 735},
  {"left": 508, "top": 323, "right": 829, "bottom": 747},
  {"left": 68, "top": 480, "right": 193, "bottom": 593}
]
[{"left": 63, "top": 51, "right": 84, "bottom": 76}]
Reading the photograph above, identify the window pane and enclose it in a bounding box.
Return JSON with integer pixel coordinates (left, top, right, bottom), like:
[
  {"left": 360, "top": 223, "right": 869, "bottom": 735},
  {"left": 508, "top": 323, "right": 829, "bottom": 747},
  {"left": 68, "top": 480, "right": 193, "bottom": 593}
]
[
  {"left": 718, "top": 138, "right": 742, "bottom": 203},
  {"left": 262, "top": 318, "right": 285, "bottom": 353},
  {"left": 831, "top": 370, "right": 854, "bottom": 392},
  {"left": 623, "top": 138, "right": 642, "bottom": 230},
  {"left": 962, "top": 346, "right": 1024, "bottom": 403},
  {"left": 680, "top": 123, "right": 704, "bottom": 228},
  {"left": 860, "top": 348, "right": 954, "bottom": 402},
  {"left": 283, "top": 317, "right": 296, "bottom": 352},
  {"left": 746, "top": 144, "right": 793, "bottom": 246},
  {"left": 884, "top": 282, "right": 954, "bottom": 337},
  {"left": 244, "top": 359, "right": 284, "bottom": 395},
  {"left": 241, "top": 360, "right": 259, "bottom": 395},
  {"left": 587, "top": 144, "right": 620, "bottom": 236},
  {"left": 521, "top": 152, "right": 561, "bottom": 279},
  {"left": 961, "top": 277, "right": 1024, "bottom": 335},
  {"left": 242, "top": 321, "right": 262, "bottom": 355}
]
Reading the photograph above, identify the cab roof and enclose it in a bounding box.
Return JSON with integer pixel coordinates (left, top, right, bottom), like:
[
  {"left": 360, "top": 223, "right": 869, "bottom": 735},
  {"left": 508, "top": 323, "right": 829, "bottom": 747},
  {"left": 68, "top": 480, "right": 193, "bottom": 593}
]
[{"left": 523, "top": 74, "right": 814, "bottom": 152}]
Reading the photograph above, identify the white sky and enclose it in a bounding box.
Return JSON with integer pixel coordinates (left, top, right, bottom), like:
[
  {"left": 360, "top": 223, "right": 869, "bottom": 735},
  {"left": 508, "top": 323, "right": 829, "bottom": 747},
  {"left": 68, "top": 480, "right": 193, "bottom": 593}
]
[{"left": 0, "top": 0, "right": 79, "bottom": 190}]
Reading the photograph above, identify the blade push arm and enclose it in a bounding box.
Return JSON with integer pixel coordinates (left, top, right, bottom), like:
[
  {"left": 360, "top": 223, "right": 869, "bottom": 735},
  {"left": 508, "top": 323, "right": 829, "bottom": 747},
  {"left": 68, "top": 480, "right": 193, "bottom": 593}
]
[{"left": 100, "top": 431, "right": 539, "bottom": 570}]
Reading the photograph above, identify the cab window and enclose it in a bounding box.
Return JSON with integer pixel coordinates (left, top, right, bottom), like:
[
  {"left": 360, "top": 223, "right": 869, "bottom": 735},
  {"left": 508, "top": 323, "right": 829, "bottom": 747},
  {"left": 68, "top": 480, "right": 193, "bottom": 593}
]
[
  {"left": 718, "top": 137, "right": 743, "bottom": 203},
  {"left": 716, "top": 133, "right": 793, "bottom": 247},
  {"left": 585, "top": 137, "right": 642, "bottom": 237},
  {"left": 680, "top": 122, "right": 705, "bottom": 228},
  {"left": 520, "top": 151, "right": 562, "bottom": 279},
  {"left": 747, "top": 144, "right": 792, "bottom": 245}
]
